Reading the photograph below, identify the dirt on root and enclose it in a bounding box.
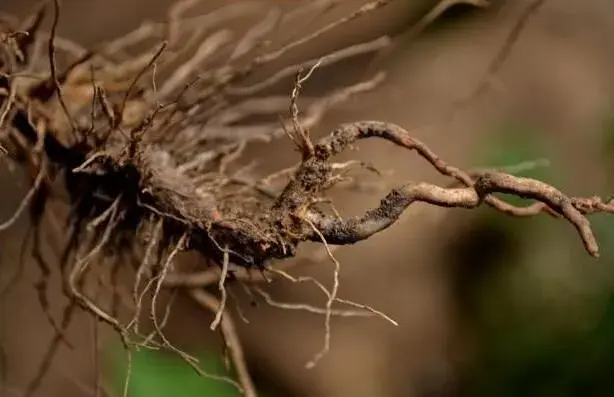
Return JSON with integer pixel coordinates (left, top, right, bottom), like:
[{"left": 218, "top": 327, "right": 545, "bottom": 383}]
[{"left": 2, "top": 1, "right": 614, "bottom": 397}]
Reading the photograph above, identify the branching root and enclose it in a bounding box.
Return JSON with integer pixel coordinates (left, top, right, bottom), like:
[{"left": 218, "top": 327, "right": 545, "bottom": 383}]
[{"left": 1, "top": 1, "right": 611, "bottom": 396}]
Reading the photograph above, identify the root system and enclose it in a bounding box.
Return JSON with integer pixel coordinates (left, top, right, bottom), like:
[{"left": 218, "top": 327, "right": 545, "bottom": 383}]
[{"left": 1, "top": 1, "right": 612, "bottom": 396}]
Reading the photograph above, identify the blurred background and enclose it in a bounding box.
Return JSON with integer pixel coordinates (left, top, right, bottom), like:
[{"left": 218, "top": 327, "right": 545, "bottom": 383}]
[{"left": 1, "top": 1, "right": 614, "bottom": 396}]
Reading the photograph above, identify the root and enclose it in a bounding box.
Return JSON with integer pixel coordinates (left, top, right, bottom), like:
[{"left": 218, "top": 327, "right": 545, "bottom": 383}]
[
  {"left": 25, "top": 301, "right": 76, "bottom": 397},
  {"left": 252, "top": 287, "right": 375, "bottom": 318},
  {"left": 149, "top": 234, "right": 194, "bottom": 360},
  {"left": 32, "top": 217, "right": 73, "bottom": 348},
  {"left": 303, "top": 218, "right": 340, "bottom": 369},
  {"left": 188, "top": 289, "right": 256, "bottom": 397},
  {"left": 1, "top": 0, "right": 612, "bottom": 396},
  {"left": 268, "top": 268, "right": 397, "bottom": 327},
  {"left": 210, "top": 245, "right": 230, "bottom": 331},
  {"left": 68, "top": 200, "right": 125, "bottom": 332},
  {"left": 0, "top": 162, "right": 44, "bottom": 231},
  {"left": 128, "top": 218, "right": 162, "bottom": 332}
]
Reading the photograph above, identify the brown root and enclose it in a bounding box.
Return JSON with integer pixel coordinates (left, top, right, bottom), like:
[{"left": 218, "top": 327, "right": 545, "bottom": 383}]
[{"left": 1, "top": 0, "right": 611, "bottom": 396}]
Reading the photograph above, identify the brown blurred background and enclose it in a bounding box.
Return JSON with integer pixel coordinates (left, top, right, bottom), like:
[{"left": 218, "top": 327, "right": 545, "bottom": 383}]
[{"left": 2, "top": 1, "right": 614, "bottom": 397}]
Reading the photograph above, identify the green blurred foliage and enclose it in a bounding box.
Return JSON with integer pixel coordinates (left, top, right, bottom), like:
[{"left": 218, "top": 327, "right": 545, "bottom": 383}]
[
  {"left": 468, "top": 295, "right": 614, "bottom": 397},
  {"left": 109, "top": 347, "right": 246, "bottom": 397}
]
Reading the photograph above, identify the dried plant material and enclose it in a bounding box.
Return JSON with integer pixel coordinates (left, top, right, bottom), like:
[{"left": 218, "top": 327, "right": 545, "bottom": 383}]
[
  {"left": 229, "top": 8, "right": 282, "bottom": 62},
  {"left": 1, "top": 0, "right": 609, "bottom": 396}
]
